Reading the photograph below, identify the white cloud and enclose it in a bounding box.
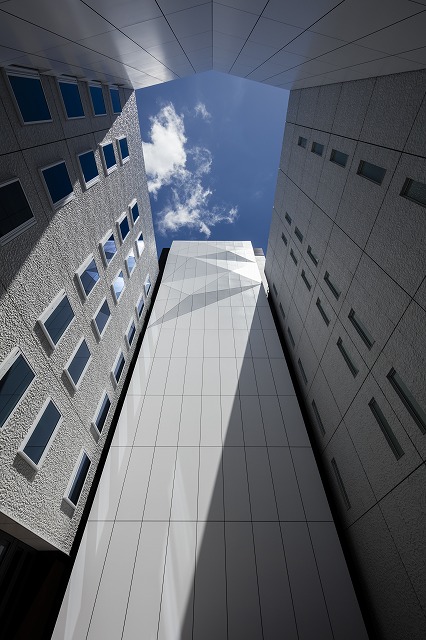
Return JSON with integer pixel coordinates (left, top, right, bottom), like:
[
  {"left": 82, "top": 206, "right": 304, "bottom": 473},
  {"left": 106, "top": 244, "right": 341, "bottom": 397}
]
[
  {"left": 194, "top": 101, "right": 211, "bottom": 121},
  {"left": 143, "top": 102, "right": 238, "bottom": 238}
]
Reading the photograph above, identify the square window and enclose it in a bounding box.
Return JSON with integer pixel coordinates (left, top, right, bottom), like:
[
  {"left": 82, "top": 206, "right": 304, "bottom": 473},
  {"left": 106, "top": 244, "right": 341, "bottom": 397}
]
[
  {"left": 129, "top": 200, "right": 139, "bottom": 225},
  {"left": 110, "top": 87, "right": 121, "bottom": 114},
  {"left": 144, "top": 274, "right": 151, "bottom": 297},
  {"left": 0, "top": 178, "right": 35, "bottom": 245},
  {"left": 64, "top": 338, "right": 91, "bottom": 390},
  {"left": 117, "top": 136, "right": 129, "bottom": 164},
  {"left": 126, "top": 318, "right": 136, "bottom": 348},
  {"left": 78, "top": 150, "right": 99, "bottom": 189},
  {"left": 100, "top": 230, "right": 117, "bottom": 266},
  {"left": 7, "top": 71, "right": 51, "bottom": 124},
  {"left": 0, "top": 349, "right": 35, "bottom": 429},
  {"left": 135, "top": 232, "right": 145, "bottom": 257},
  {"left": 330, "top": 149, "right": 348, "bottom": 168},
  {"left": 357, "top": 160, "right": 386, "bottom": 185},
  {"left": 38, "top": 289, "right": 75, "bottom": 349},
  {"left": 311, "top": 141, "right": 324, "bottom": 156},
  {"left": 92, "top": 392, "right": 111, "bottom": 435},
  {"left": 100, "top": 142, "right": 117, "bottom": 175},
  {"left": 64, "top": 450, "right": 91, "bottom": 508},
  {"left": 41, "top": 161, "right": 74, "bottom": 210},
  {"left": 18, "top": 398, "right": 62, "bottom": 470},
  {"left": 92, "top": 298, "right": 111, "bottom": 339},
  {"left": 126, "top": 250, "right": 136, "bottom": 277},
  {"left": 89, "top": 84, "right": 106, "bottom": 116},
  {"left": 400, "top": 178, "right": 426, "bottom": 207},
  {"left": 298, "top": 136, "right": 307, "bottom": 148},
  {"left": 112, "top": 351, "right": 125, "bottom": 386},
  {"left": 112, "top": 270, "right": 125, "bottom": 302},
  {"left": 117, "top": 212, "right": 130, "bottom": 243},
  {"left": 58, "top": 80, "right": 84, "bottom": 119},
  {"left": 76, "top": 255, "right": 100, "bottom": 299},
  {"left": 136, "top": 294, "right": 145, "bottom": 318}
]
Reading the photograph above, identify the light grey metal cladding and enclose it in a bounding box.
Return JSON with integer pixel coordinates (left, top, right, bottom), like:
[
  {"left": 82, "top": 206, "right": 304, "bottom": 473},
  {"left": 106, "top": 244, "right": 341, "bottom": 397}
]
[
  {"left": 0, "top": 73, "right": 158, "bottom": 553},
  {"left": 266, "top": 68, "right": 426, "bottom": 639}
]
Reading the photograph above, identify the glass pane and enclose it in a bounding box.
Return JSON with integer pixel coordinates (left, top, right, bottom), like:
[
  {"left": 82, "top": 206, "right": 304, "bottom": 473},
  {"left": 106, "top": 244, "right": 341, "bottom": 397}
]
[
  {"left": 59, "top": 82, "right": 84, "bottom": 118},
  {"left": 127, "top": 254, "right": 136, "bottom": 273},
  {"left": 79, "top": 151, "right": 98, "bottom": 185},
  {"left": 330, "top": 149, "right": 348, "bottom": 167},
  {"left": 23, "top": 400, "right": 60, "bottom": 464},
  {"left": 128, "top": 322, "right": 136, "bottom": 345},
  {"left": 113, "top": 272, "right": 125, "bottom": 299},
  {"left": 95, "top": 394, "right": 111, "bottom": 432},
  {"left": 144, "top": 276, "right": 151, "bottom": 296},
  {"left": 110, "top": 88, "right": 121, "bottom": 113},
  {"left": 9, "top": 75, "right": 51, "bottom": 122},
  {"left": 114, "top": 354, "right": 125, "bottom": 381},
  {"left": 119, "top": 216, "right": 130, "bottom": 240},
  {"left": 311, "top": 142, "right": 324, "bottom": 156},
  {"left": 44, "top": 295, "right": 74, "bottom": 345},
  {"left": 103, "top": 234, "right": 117, "bottom": 263},
  {"left": 137, "top": 297, "right": 144, "bottom": 317},
  {"left": 358, "top": 161, "right": 386, "bottom": 184},
  {"left": 80, "top": 259, "right": 99, "bottom": 296},
  {"left": 42, "top": 163, "right": 73, "bottom": 205},
  {"left": 0, "top": 354, "right": 34, "bottom": 428},
  {"left": 103, "top": 143, "right": 116, "bottom": 169},
  {"left": 89, "top": 85, "right": 106, "bottom": 115},
  {"left": 403, "top": 179, "right": 426, "bottom": 206},
  {"left": 119, "top": 137, "right": 129, "bottom": 160},
  {"left": 0, "top": 180, "right": 33, "bottom": 240},
  {"left": 95, "top": 300, "right": 110, "bottom": 334},
  {"left": 67, "top": 340, "right": 90, "bottom": 385},
  {"left": 131, "top": 202, "right": 139, "bottom": 222},
  {"left": 68, "top": 453, "right": 90, "bottom": 505}
]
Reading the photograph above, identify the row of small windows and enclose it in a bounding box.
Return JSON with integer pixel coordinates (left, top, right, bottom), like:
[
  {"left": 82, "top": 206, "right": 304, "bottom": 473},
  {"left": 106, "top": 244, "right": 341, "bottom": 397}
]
[
  {"left": 297, "top": 135, "right": 425, "bottom": 203},
  {"left": 6, "top": 69, "right": 122, "bottom": 125}
]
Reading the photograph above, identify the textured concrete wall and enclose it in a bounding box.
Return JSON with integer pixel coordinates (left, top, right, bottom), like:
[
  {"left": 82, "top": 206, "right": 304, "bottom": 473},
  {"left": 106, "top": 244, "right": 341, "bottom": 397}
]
[
  {"left": 265, "top": 69, "right": 426, "bottom": 640},
  {"left": 0, "top": 74, "right": 158, "bottom": 554}
]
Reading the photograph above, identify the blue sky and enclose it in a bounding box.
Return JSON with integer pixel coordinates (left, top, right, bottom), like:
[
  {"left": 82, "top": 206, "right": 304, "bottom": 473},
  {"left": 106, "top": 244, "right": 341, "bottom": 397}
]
[{"left": 136, "top": 71, "right": 288, "bottom": 256}]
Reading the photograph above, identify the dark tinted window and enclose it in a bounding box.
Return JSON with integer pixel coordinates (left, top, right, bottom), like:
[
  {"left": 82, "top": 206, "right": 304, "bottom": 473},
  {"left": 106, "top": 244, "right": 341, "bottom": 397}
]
[
  {"left": 311, "top": 142, "right": 324, "bottom": 156},
  {"left": 8, "top": 74, "right": 51, "bottom": 123},
  {"left": 119, "top": 215, "right": 130, "bottom": 241},
  {"left": 79, "top": 151, "right": 98, "bottom": 185},
  {"left": 68, "top": 452, "right": 90, "bottom": 505},
  {"left": 137, "top": 296, "right": 144, "bottom": 317},
  {"left": 127, "top": 321, "right": 136, "bottom": 346},
  {"left": 102, "top": 143, "right": 116, "bottom": 170},
  {"left": 131, "top": 202, "right": 139, "bottom": 223},
  {"left": 0, "top": 179, "right": 34, "bottom": 242},
  {"left": 298, "top": 136, "right": 307, "bottom": 148},
  {"left": 401, "top": 178, "right": 426, "bottom": 207},
  {"left": 23, "top": 400, "right": 61, "bottom": 465},
  {"left": 67, "top": 340, "right": 91, "bottom": 386},
  {"left": 95, "top": 394, "right": 111, "bottom": 433},
  {"left": 330, "top": 149, "right": 348, "bottom": 167},
  {"left": 59, "top": 82, "right": 84, "bottom": 118},
  {"left": 103, "top": 234, "right": 117, "bottom": 264},
  {"left": 44, "top": 295, "right": 74, "bottom": 345},
  {"left": 80, "top": 258, "right": 99, "bottom": 296},
  {"left": 89, "top": 85, "right": 106, "bottom": 115},
  {"left": 0, "top": 353, "right": 34, "bottom": 428},
  {"left": 95, "top": 300, "right": 110, "bottom": 335},
  {"left": 114, "top": 353, "right": 125, "bottom": 382},
  {"left": 119, "top": 137, "right": 129, "bottom": 160},
  {"left": 42, "top": 162, "right": 73, "bottom": 207},
  {"left": 110, "top": 88, "right": 121, "bottom": 113},
  {"left": 357, "top": 160, "right": 386, "bottom": 185}
]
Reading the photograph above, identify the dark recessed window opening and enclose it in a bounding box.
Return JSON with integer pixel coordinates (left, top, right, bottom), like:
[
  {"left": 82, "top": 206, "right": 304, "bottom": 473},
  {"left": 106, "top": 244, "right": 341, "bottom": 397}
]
[
  {"left": 357, "top": 160, "right": 386, "bottom": 185},
  {"left": 41, "top": 161, "right": 74, "bottom": 209},
  {"left": 65, "top": 339, "right": 91, "bottom": 389},
  {"left": 89, "top": 85, "right": 106, "bottom": 116},
  {"left": 316, "top": 298, "right": 330, "bottom": 326},
  {"left": 113, "top": 352, "right": 125, "bottom": 384},
  {"left": 330, "top": 149, "right": 348, "bottom": 168},
  {"left": 118, "top": 137, "right": 129, "bottom": 163},
  {"left": 331, "top": 458, "right": 351, "bottom": 509},
  {"left": 130, "top": 201, "right": 139, "bottom": 224},
  {"left": 58, "top": 81, "right": 84, "bottom": 119},
  {"left": 307, "top": 245, "right": 319, "bottom": 267},
  {"left": 387, "top": 368, "right": 426, "bottom": 435},
  {"left": 301, "top": 270, "right": 311, "bottom": 291},
  {"left": 298, "top": 136, "right": 307, "bottom": 148},
  {"left": 127, "top": 321, "right": 136, "bottom": 347},
  {"left": 119, "top": 214, "right": 130, "bottom": 242},
  {"left": 101, "top": 143, "right": 117, "bottom": 174},
  {"left": 0, "top": 178, "right": 35, "bottom": 245},
  {"left": 41, "top": 292, "right": 74, "bottom": 347},
  {"left": 110, "top": 87, "right": 121, "bottom": 114},
  {"left": 312, "top": 400, "right": 325, "bottom": 436},
  {"left": 94, "top": 393, "right": 111, "bottom": 434},
  {"left": 285, "top": 212, "right": 292, "bottom": 225},
  {"left": 400, "top": 178, "right": 426, "bottom": 207},
  {"left": 136, "top": 295, "right": 145, "bottom": 318},
  {"left": 8, "top": 73, "right": 51, "bottom": 123},
  {"left": 311, "top": 142, "right": 324, "bottom": 156},
  {"left": 272, "top": 282, "right": 278, "bottom": 296},
  {"left": 94, "top": 299, "right": 111, "bottom": 338},
  {"left": 324, "top": 271, "right": 340, "bottom": 300},
  {"left": 369, "top": 398, "right": 404, "bottom": 460},
  {"left": 337, "top": 337, "right": 358, "bottom": 378},
  {"left": 78, "top": 150, "right": 99, "bottom": 188},
  {"left": 101, "top": 233, "right": 117, "bottom": 265},
  {"left": 290, "top": 249, "right": 298, "bottom": 265},
  {"left": 279, "top": 303, "right": 285, "bottom": 319},
  {"left": 281, "top": 231, "right": 287, "bottom": 246},
  {"left": 348, "top": 308, "right": 375, "bottom": 350},
  {"left": 78, "top": 257, "right": 100, "bottom": 298},
  {"left": 67, "top": 452, "right": 91, "bottom": 507},
  {"left": 20, "top": 400, "right": 61, "bottom": 467},
  {"left": 295, "top": 227, "right": 303, "bottom": 243},
  {"left": 0, "top": 351, "right": 35, "bottom": 428},
  {"left": 287, "top": 326, "right": 295, "bottom": 348},
  {"left": 298, "top": 358, "right": 308, "bottom": 384}
]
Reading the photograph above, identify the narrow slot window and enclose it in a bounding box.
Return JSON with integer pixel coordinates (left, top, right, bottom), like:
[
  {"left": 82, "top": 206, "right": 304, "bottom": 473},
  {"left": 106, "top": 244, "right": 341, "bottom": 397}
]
[
  {"left": 301, "top": 270, "right": 311, "bottom": 291},
  {"left": 272, "top": 282, "right": 278, "bottom": 296},
  {"left": 298, "top": 358, "right": 308, "bottom": 385},
  {"left": 285, "top": 212, "right": 292, "bottom": 225},
  {"left": 144, "top": 274, "right": 151, "bottom": 296},
  {"left": 357, "top": 160, "right": 386, "bottom": 185},
  {"left": 279, "top": 302, "right": 285, "bottom": 319},
  {"left": 117, "top": 212, "right": 130, "bottom": 243},
  {"left": 110, "top": 87, "right": 121, "bottom": 114},
  {"left": 287, "top": 326, "right": 295, "bottom": 348},
  {"left": 18, "top": 398, "right": 61, "bottom": 469},
  {"left": 330, "top": 149, "right": 348, "bottom": 168},
  {"left": 400, "top": 178, "right": 426, "bottom": 207},
  {"left": 387, "top": 368, "right": 426, "bottom": 435},
  {"left": 298, "top": 136, "right": 307, "bottom": 148},
  {"left": 41, "top": 161, "right": 74, "bottom": 210},
  {"left": 348, "top": 308, "right": 375, "bottom": 350},
  {"left": 100, "top": 231, "right": 117, "bottom": 266},
  {"left": 312, "top": 400, "right": 325, "bottom": 436},
  {"left": 130, "top": 200, "right": 139, "bottom": 225},
  {"left": 0, "top": 178, "right": 35, "bottom": 245},
  {"left": 290, "top": 249, "right": 298, "bottom": 265},
  {"left": 126, "top": 250, "right": 136, "bottom": 277},
  {"left": 100, "top": 142, "right": 117, "bottom": 175},
  {"left": 369, "top": 398, "right": 404, "bottom": 460},
  {"left": 7, "top": 71, "right": 51, "bottom": 124},
  {"left": 78, "top": 150, "right": 99, "bottom": 189},
  {"left": 331, "top": 458, "right": 351, "bottom": 509},
  {"left": 93, "top": 392, "right": 111, "bottom": 435},
  {"left": 126, "top": 319, "right": 136, "bottom": 348},
  {"left": 64, "top": 339, "right": 91, "bottom": 390},
  {"left": 65, "top": 451, "right": 91, "bottom": 508},
  {"left": 76, "top": 255, "right": 99, "bottom": 299},
  {"left": 324, "top": 271, "right": 340, "bottom": 300},
  {"left": 311, "top": 142, "right": 324, "bottom": 156},
  {"left": 93, "top": 299, "right": 111, "bottom": 339},
  {"left": 316, "top": 298, "right": 330, "bottom": 327},
  {"left": 307, "top": 245, "right": 319, "bottom": 267},
  {"left": 58, "top": 80, "right": 84, "bottom": 119},
  {"left": 136, "top": 232, "right": 145, "bottom": 257},
  {"left": 337, "top": 337, "right": 358, "bottom": 378},
  {"left": 295, "top": 227, "right": 303, "bottom": 243},
  {"left": 0, "top": 350, "right": 35, "bottom": 429},
  {"left": 281, "top": 232, "right": 287, "bottom": 246},
  {"left": 89, "top": 84, "right": 106, "bottom": 116},
  {"left": 112, "top": 352, "right": 125, "bottom": 386},
  {"left": 39, "top": 290, "right": 74, "bottom": 348},
  {"left": 117, "top": 136, "right": 129, "bottom": 164},
  {"left": 112, "top": 271, "right": 125, "bottom": 303},
  {"left": 136, "top": 294, "right": 145, "bottom": 318}
]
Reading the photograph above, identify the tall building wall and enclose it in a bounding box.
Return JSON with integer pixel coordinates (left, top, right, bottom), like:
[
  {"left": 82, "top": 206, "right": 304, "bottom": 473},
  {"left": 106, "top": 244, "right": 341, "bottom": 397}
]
[
  {"left": 0, "top": 71, "right": 158, "bottom": 553},
  {"left": 265, "top": 69, "right": 426, "bottom": 639}
]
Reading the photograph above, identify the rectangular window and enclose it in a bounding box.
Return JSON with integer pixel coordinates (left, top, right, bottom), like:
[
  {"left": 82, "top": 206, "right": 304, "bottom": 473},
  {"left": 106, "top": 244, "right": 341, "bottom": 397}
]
[
  {"left": 331, "top": 458, "right": 351, "bottom": 509},
  {"left": 117, "top": 212, "right": 130, "bottom": 243},
  {"left": 89, "top": 84, "right": 106, "bottom": 116},
  {"left": 126, "top": 250, "right": 136, "bottom": 277},
  {"left": 58, "top": 80, "right": 84, "bottom": 119},
  {"left": 100, "top": 230, "right": 117, "bottom": 266},
  {"left": 307, "top": 245, "right": 318, "bottom": 267},
  {"left": 76, "top": 254, "right": 100, "bottom": 299},
  {"left": 295, "top": 227, "right": 303, "bottom": 243},
  {"left": 279, "top": 302, "right": 285, "bottom": 319},
  {"left": 112, "top": 270, "right": 125, "bottom": 302},
  {"left": 290, "top": 249, "right": 298, "bottom": 265},
  {"left": 400, "top": 178, "right": 426, "bottom": 207},
  {"left": 117, "top": 136, "right": 129, "bottom": 164},
  {"left": 330, "top": 149, "right": 348, "bottom": 168},
  {"left": 144, "top": 274, "right": 151, "bottom": 296},
  {"left": 0, "top": 349, "right": 35, "bottom": 429},
  {"left": 387, "top": 368, "right": 426, "bottom": 435},
  {"left": 369, "top": 398, "right": 404, "bottom": 460},
  {"left": 64, "top": 338, "right": 91, "bottom": 390},
  {"left": 316, "top": 298, "right": 330, "bottom": 326},
  {"left": 348, "top": 308, "right": 374, "bottom": 350},
  {"left": 100, "top": 142, "right": 117, "bottom": 175},
  {"left": 136, "top": 294, "right": 145, "bottom": 318},
  {"left": 287, "top": 326, "right": 295, "bottom": 348},
  {"left": 41, "top": 161, "right": 74, "bottom": 210},
  {"left": 311, "top": 141, "right": 324, "bottom": 156},
  {"left": 112, "top": 351, "right": 125, "bottom": 386},
  {"left": 0, "top": 178, "right": 35, "bottom": 245},
  {"left": 324, "top": 271, "right": 340, "bottom": 300},
  {"left": 312, "top": 399, "right": 325, "bottom": 436},
  {"left": 92, "top": 392, "right": 111, "bottom": 435},
  {"left": 337, "top": 337, "right": 358, "bottom": 378},
  {"left": 110, "top": 87, "right": 121, "bottom": 114},
  {"left": 18, "top": 398, "right": 61, "bottom": 470},
  {"left": 285, "top": 212, "right": 292, "bottom": 225},
  {"left": 298, "top": 136, "right": 307, "bottom": 148},
  {"left": 126, "top": 318, "right": 136, "bottom": 348},
  {"left": 272, "top": 282, "right": 278, "bottom": 296},
  {"left": 281, "top": 231, "right": 287, "bottom": 246},
  {"left": 135, "top": 232, "right": 145, "bottom": 257},
  {"left": 77, "top": 150, "right": 99, "bottom": 189},
  {"left": 298, "top": 358, "right": 308, "bottom": 385},
  {"left": 301, "top": 270, "right": 311, "bottom": 291},
  {"left": 64, "top": 450, "right": 91, "bottom": 508},
  {"left": 7, "top": 71, "right": 51, "bottom": 124},
  {"left": 357, "top": 160, "right": 386, "bottom": 185},
  {"left": 129, "top": 200, "right": 139, "bottom": 225},
  {"left": 92, "top": 298, "right": 111, "bottom": 339},
  {"left": 38, "top": 289, "right": 74, "bottom": 348}
]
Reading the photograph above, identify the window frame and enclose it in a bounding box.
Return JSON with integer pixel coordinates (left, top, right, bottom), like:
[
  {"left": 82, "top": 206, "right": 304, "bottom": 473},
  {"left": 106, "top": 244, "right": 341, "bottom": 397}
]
[
  {"left": 77, "top": 149, "right": 99, "bottom": 190},
  {"left": 88, "top": 83, "right": 107, "bottom": 117},
  {"left": 38, "top": 289, "right": 75, "bottom": 350},
  {"left": 99, "top": 229, "right": 117, "bottom": 267},
  {"left": 117, "top": 135, "right": 129, "bottom": 165},
  {"left": 125, "top": 317, "right": 136, "bottom": 349},
  {"left": 40, "top": 160, "right": 75, "bottom": 210},
  {"left": 125, "top": 249, "right": 137, "bottom": 278},
  {"left": 135, "top": 232, "right": 145, "bottom": 258},
  {"left": 63, "top": 449, "right": 91, "bottom": 509},
  {"left": 63, "top": 337, "right": 92, "bottom": 391},
  {"left": 144, "top": 274, "right": 151, "bottom": 297},
  {"left": 91, "top": 391, "right": 111, "bottom": 436},
  {"left": 0, "top": 348, "right": 35, "bottom": 429},
  {"left": 57, "top": 78, "right": 84, "bottom": 120},
  {"left": 117, "top": 211, "right": 130, "bottom": 244},
  {"left": 111, "top": 269, "right": 125, "bottom": 303},
  {"left": 0, "top": 177, "right": 36, "bottom": 246},
  {"left": 75, "top": 254, "right": 100, "bottom": 300},
  {"left": 17, "top": 397, "right": 62, "bottom": 471},
  {"left": 129, "top": 198, "right": 139, "bottom": 226},
  {"left": 136, "top": 293, "right": 145, "bottom": 319},
  {"left": 6, "top": 68, "right": 52, "bottom": 125},
  {"left": 100, "top": 141, "right": 117, "bottom": 176},
  {"left": 92, "top": 297, "right": 111, "bottom": 340},
  {"left": 111, "top": 350, "right": 125, "bottom": 388}
]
